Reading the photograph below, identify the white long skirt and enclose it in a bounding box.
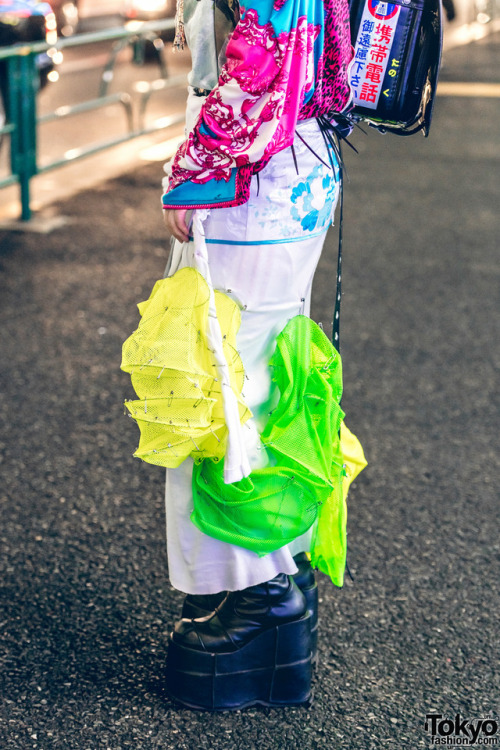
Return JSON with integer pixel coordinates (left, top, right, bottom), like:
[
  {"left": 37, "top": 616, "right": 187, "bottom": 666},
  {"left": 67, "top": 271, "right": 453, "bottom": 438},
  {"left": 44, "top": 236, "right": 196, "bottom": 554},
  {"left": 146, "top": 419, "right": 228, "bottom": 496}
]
[{"left": 165, "top": 118, "right": 341, "bottom": 594}]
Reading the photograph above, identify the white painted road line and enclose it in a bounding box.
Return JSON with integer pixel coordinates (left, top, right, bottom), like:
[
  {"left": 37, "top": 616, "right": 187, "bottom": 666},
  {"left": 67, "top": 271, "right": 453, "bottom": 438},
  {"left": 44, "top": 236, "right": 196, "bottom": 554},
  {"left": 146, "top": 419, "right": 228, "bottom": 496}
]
[{"left": 437, "top": 82, "right": 500, "bottom": 97}]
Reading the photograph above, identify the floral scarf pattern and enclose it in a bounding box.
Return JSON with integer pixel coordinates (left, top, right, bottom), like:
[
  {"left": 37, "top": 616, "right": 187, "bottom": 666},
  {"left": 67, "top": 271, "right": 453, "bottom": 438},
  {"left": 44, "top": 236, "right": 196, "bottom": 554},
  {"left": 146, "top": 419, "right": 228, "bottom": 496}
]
[{"left": 163, "top": 0, "right": 353, "bottom": 209}]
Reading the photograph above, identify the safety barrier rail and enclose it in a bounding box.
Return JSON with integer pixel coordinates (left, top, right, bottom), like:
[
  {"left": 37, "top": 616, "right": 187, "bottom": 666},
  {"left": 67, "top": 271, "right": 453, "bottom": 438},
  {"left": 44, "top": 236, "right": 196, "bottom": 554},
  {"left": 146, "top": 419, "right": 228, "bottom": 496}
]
[{"left": 0, "top": 19, "right": 185, "bottom": 221}]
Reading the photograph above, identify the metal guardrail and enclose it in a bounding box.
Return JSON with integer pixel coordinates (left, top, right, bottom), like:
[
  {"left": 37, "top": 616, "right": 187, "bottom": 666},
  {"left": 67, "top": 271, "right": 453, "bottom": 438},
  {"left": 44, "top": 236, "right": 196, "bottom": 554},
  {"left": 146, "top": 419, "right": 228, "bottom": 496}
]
[{"left": 0, "top": 19, "right": 186, "bottom": 221}]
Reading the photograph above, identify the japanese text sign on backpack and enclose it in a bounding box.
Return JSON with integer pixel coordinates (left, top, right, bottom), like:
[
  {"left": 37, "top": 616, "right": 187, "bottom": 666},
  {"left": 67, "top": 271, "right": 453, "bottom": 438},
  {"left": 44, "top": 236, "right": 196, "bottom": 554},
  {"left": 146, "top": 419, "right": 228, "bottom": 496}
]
[{"left": 349, "top": 0, "right": 443, "bottom": 136}]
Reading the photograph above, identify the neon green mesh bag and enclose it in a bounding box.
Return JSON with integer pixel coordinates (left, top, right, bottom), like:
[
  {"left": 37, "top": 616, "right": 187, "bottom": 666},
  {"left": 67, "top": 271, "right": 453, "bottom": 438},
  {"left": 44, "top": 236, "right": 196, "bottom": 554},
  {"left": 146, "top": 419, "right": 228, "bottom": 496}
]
[
  {"left": 192, "top": 315, "right": 350, "bottom": 583},
  {"left": 121, "top": 267, "right": 251, "bottom": 466}
]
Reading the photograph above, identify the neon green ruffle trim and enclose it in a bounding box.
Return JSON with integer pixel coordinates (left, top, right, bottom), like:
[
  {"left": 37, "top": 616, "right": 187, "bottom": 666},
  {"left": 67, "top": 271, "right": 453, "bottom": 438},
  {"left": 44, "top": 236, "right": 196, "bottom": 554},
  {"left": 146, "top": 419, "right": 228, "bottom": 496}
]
[{"left": 192, "top": 314, "right": 366, "bottom": 586}]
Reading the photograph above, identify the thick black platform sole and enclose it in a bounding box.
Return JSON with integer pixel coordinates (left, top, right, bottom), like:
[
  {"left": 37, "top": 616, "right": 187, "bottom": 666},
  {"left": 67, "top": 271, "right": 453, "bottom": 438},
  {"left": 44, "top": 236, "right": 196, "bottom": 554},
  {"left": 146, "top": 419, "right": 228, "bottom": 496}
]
[
  {"left": 166, "top": 614, "right": 312, "bottom": 711},
  {"left": 302, "top": 582, "right": 318, "bottom": 665}
]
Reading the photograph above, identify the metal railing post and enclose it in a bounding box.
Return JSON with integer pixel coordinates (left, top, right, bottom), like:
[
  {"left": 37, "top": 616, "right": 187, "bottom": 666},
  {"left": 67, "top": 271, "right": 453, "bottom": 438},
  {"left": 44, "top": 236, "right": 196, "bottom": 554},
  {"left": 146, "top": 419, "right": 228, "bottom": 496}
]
[
  {"left": 0, "top": 18, "right": 182, "bottom": 222},
  {"left": 6, "top": 55, "right": 20, "bottom": 176},
  {"left": 17, "top": 50, "right": 39, "bottom": 221}
]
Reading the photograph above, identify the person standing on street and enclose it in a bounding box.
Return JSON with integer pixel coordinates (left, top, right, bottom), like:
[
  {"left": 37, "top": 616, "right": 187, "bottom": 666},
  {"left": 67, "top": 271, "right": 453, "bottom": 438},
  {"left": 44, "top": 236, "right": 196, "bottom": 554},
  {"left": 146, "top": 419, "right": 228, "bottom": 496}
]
[{"left": 129, "top": 0, "right": 364, "bottom": 710}]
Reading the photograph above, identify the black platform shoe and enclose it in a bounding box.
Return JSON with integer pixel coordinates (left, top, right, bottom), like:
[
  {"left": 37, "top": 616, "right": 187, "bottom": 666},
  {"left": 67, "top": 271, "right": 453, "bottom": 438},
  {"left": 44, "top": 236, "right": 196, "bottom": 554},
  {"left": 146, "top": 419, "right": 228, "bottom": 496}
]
[
  {"left": 166, "top": 573, "right": 312, "bottom": 710},
  {"left": 181, "top": 554, "right": 319, "bottom": 661}
]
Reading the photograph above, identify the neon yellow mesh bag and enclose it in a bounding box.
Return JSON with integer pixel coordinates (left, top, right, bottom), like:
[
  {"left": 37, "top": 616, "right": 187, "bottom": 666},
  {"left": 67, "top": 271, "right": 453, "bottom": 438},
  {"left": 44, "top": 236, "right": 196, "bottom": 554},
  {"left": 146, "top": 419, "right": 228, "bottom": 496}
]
[
  {"left": 192, "top": 315, "right": 350, "bottom": 581},
  {"left": 309, "top": 423, "right": 367, "bottom": 585},
  {"left": 121, "top": 267, "right": 251, "bottom": 466}
]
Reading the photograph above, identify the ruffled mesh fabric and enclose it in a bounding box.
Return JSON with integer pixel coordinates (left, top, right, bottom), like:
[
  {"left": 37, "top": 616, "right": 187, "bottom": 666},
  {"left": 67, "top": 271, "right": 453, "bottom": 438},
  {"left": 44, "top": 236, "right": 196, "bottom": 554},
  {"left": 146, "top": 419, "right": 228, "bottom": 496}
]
[
  {"left": 191, "top": 315, "right": 348, "bottom": 575},
  {"left": 122, "top": 272, "right": 367, "bottom": 586},
  {"left": 309, "top": 422, "right": 367, "bottom": 585},
  {"left": 121, "top": 267, "right": 251, "bottom": 466}
]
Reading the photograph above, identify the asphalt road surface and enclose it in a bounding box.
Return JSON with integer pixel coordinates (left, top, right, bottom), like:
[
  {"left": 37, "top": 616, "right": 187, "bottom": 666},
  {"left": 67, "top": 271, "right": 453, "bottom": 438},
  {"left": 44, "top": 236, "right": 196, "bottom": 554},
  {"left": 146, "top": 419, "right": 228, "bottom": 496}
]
[{"left": 0, "top": 29, "right": 499, "bottom": 750}]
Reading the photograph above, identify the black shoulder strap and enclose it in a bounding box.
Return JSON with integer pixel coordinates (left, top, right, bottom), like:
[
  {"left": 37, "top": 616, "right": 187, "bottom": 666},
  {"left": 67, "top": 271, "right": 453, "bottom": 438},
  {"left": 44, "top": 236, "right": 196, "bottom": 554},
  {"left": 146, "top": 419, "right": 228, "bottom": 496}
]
[
  {"left": 333, "top": 155, "right": 344, "bottom": 351},
  {"left": 317, "top": 114, "right": 355, "bottom": 351}
]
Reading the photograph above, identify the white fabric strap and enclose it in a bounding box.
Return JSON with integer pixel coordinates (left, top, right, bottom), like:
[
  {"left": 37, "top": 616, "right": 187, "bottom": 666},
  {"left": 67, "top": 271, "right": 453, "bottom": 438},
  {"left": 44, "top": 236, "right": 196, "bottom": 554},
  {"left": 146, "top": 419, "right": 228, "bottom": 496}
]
[{"left": 192, "top": 209, "right": 251, "bottom": 484}]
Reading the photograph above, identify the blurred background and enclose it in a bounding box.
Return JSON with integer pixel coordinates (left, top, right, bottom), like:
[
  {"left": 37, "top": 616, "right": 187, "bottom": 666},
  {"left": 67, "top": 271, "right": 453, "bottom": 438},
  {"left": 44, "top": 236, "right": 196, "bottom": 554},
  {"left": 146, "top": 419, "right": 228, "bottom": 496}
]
[{"left": 0, "top": 0, "right": 187, "bottom": 222}]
